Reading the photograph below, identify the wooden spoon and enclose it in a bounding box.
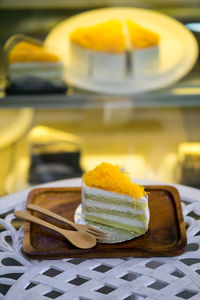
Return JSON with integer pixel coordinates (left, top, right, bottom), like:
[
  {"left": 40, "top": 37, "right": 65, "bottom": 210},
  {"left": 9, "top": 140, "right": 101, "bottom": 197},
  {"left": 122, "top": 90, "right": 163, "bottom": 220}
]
[{"left": 14, "top": 210, "right": 96, "bottom": 249}]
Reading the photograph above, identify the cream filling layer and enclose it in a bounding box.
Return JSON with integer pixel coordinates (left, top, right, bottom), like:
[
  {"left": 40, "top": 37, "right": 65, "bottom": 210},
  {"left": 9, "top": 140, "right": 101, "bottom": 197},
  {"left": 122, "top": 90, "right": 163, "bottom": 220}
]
[
  {"left": 9, "top": 62, "right": 64, "bottom": 82},
  {"left": 86, "top": 212, "right": 147, "bottom": 228},
  {"left": 85, "top": 199, "right": 145, "bottom": 214},
  {"left": 83, "top": 184, "right": 147, "bottom": 203}
]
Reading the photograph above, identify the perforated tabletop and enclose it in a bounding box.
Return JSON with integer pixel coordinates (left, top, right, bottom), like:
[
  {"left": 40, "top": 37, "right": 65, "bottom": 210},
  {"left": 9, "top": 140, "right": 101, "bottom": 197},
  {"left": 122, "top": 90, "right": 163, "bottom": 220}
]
[{"left": 0, "top": 179, "right": 200, "bottom": 300}]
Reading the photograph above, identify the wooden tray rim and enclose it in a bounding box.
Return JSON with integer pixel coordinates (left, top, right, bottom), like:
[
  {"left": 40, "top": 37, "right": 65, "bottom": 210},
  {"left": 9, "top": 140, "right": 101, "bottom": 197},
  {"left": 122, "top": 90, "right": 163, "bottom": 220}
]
[{"left": 22, "top": 185, "right": 187, "bottom": 258}]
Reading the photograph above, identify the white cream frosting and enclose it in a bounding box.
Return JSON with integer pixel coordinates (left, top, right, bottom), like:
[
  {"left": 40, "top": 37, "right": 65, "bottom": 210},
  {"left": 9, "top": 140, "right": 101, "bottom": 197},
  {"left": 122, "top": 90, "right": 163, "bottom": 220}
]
[
  {"left": 83, "top": 184, "right": 147, "bottom": 203},
  {"left": 9, "top": 62, "right": 64, "bottom": 82},
  {"left": 133, "top": 46, "right": 159, "bottom": 76},
  {"left": 86, "top": 212, "right": 147, "bottom": 228},
  {"left": 69, "top": 42, "right": 159, "bottom": 80}
]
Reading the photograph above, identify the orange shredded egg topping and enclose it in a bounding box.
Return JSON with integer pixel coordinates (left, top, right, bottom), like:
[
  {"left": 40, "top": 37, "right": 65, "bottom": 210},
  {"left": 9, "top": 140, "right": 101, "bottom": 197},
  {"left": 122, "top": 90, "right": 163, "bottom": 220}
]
[
  {"left": 70, "top": 20, "right": 126, "bottom": 53},
  {"left": 83, "top": 162, "right": 146, "bottom": 199},
  {"left": 8, "top": 41, "right": 60, "bottom": 63},
  {"left": 70, "top": 19, "right": 159, "bottom": 52},
  {"left": 126, "top": 20, "right": 160, "bottom": 49}
]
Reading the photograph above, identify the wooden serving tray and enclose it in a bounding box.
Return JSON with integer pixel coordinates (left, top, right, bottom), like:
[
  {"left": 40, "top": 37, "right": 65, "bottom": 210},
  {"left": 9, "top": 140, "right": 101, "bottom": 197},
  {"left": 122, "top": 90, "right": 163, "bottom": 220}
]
[{"left": 23, "top": 185, "right": 187, "bottom": 259}]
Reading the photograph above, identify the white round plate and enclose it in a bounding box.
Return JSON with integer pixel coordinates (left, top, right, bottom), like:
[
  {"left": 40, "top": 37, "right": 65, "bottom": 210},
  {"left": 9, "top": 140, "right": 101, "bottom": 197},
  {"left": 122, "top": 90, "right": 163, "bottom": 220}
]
[
  {"left": 74, "top": 204, "right": 141, "bottom": 244},
  {"left": 45, "top": 7, "right": 198, "bottom": 94}
]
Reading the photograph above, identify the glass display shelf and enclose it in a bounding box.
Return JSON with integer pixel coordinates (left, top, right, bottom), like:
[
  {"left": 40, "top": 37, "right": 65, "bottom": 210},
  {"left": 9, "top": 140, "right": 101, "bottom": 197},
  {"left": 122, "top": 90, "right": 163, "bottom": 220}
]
[
  {"left": 0, "top": 72, "right": 200, "bottom": 109},
  {"left": 0, "top": 4, "right": 199, "bottom": 197}
]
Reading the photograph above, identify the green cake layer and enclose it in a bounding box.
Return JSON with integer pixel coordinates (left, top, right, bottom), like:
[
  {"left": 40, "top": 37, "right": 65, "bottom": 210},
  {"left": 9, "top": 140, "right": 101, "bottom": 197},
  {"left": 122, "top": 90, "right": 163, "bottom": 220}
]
[
  {"left": 85, "top": 206, "right": 148, "bottom": 223},
  {"left": 83, "top": 184, "right": 149, "bottom": 234},
  {"left": 86, "top": 215, "right": 147, "bottom": 235},
  {"left": 85, "top": 193, "right": 147, "bottom": 210}
]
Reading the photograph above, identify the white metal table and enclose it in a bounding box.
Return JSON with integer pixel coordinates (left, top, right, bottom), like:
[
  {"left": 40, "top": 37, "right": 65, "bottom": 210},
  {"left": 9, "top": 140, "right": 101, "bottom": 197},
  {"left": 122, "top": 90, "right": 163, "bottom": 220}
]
[{"left": 0, "top": 178, "right": 200, "bottom": 300}]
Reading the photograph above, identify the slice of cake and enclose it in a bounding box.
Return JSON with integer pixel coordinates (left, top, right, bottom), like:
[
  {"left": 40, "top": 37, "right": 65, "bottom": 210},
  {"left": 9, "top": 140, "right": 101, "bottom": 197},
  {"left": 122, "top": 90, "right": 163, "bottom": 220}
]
[
  {"left": 126, "top": 20, "right": 159, "bottom": 76},
  {"left": 69, "top": 19, "right": 160, "bottom": 81},
  {"left": 69, "top": 20, "right": 126, "bottom": 80},
  {"left": 6, "top": 40, "right": 67, "bottom": 94},
  {"left": 82, "top": 162, "right": 149, "bottom": 235}
]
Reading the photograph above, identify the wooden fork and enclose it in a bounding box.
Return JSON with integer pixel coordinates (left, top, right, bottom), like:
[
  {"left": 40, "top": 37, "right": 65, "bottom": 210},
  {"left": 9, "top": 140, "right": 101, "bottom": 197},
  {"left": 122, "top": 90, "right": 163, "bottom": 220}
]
[
  {"left": 27, "top": 204, "right": 107, "bottom": 239},
  {"left": 14, "top": 210, "right": 97, "bottom": 249}
]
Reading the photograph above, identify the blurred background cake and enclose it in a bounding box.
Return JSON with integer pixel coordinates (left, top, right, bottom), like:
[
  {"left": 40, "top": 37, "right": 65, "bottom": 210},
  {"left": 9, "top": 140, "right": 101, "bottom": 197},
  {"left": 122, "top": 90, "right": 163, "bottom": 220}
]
[
  {"left": 70, "top": 20, "right": 126, "bottom": 80},
  {"left": 5, "top": 37, "right": 67, "bottom": 94},
  {"left": 126, "top": 20, "right": 159, "bottom": 76},
  {"left": 27, "top": 125, "right": 83, "bottom": 185},
  {"left": 69, "top": 19, "right": 160, "bottom": 80}
]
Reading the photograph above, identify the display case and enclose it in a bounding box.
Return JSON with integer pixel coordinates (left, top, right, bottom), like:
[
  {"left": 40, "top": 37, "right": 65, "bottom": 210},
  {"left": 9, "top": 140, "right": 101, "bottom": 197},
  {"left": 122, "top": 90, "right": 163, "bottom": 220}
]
[{"left": 0, "top": 1, "right": 200, "bottom": 196}]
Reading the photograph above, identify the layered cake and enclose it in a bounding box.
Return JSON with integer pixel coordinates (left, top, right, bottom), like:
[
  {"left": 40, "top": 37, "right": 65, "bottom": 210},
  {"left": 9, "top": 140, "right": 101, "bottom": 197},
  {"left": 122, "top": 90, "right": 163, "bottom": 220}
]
[
  {"left": 69, "top": 20, "right": 126, "bottom": 80},
  {"left": 126, "top": 20, "right": 159, "bottom": 76},
  {"left": 82, "top": 162, "right": 149, "bottom": 235},
  {"left": 6, "top": 41, "right": 67, "bottom": 94},
  {"left": 69, "top": 19, "right": 160, "bottom": 80}
]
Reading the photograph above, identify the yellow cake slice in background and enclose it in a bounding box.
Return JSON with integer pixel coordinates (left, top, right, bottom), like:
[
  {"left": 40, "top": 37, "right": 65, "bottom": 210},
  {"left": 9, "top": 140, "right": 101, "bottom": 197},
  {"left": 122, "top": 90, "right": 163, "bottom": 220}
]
[
  {"left": 5, "top": 39, "right": 67, "bottom": 94},
  {"left": 8, "top": 41, "right": 64, "bottom": 84},
  {"left": 69, "top": 20, "right": 126, "bottom": 79},
  {"left": 70, "top": 20, "right": 126, "bottom": 53},
  {"left": 126, "top": 20, "right": 159, "bottom": 49},
  {"left": 126, "top": 20, "right": 159, "bottom": 76},
  {"left": 8, "top": 41, "right": 61, "bottom": 63}
]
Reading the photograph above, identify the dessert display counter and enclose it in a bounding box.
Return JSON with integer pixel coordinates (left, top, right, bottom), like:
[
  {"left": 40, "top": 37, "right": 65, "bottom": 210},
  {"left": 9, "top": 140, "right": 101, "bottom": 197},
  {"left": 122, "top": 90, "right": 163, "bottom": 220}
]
[
  {"left": 0, "top": 4, "right": 199, "bottom": 195},
  {"left": 0, "top": 72, "right": 200, "bottom": 109},
  {"left": 0, "top": 3, "right": 200, "bottom": 299}
]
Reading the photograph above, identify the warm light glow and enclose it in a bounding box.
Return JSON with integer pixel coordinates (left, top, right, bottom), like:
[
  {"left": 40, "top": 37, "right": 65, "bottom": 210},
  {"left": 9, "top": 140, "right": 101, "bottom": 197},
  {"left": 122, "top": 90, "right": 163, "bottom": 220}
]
[
  {"left": 81, "top": 154, "right": 155, "bottom": 180},
  {"left": 174, "top": 88, "right": 200, "bottom": 95},
  {"left": 178, "top": 143, "right": 200, "bottom": 155},
  {"left": 28, "top": 125, "right": 82, "bottom": 153},
  {"left": 0, "top": 109, "right": 34, "bottom": 149}
]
